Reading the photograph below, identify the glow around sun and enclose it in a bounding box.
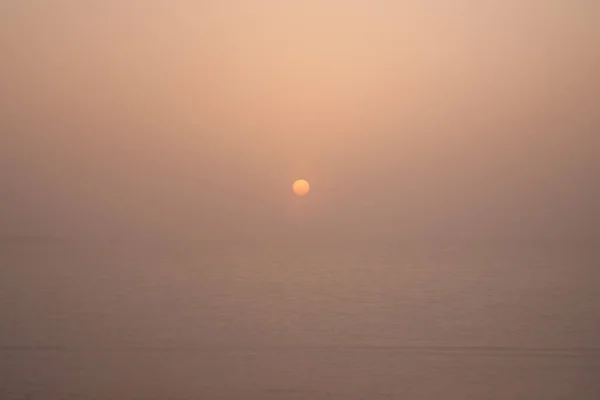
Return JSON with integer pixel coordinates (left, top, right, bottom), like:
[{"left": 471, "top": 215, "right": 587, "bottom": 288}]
[{"left": 293, "top": 179, "right": 310, "bottom": 196}]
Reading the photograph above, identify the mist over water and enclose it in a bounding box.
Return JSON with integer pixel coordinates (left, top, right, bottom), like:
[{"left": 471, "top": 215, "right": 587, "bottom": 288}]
[
  {"left": 2, "top": 240, "right": 599, "bottom": 398},
  {"left": 1, "top": 0, "right": 599, "bottom": 398}
]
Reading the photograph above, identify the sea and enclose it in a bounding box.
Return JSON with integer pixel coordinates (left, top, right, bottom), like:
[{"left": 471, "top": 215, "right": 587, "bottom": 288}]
[{"left": 1, "top": 240, "right": 599, "bottom": 399}]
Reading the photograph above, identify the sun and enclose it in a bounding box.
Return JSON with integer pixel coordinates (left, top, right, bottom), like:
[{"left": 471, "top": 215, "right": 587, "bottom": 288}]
[{"left": 293, "top": 179, "right": 310, "bottom": 196}]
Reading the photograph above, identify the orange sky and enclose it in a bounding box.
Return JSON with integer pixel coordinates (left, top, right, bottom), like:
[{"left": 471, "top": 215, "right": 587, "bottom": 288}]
[{"left": 1, "top": 1, "right": 598, "bottom": 241}]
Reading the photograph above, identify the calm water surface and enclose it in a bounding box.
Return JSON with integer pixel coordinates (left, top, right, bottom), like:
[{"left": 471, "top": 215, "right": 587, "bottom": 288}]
[{"left": 1, "top": 241, "right": 599, "bottom": 399}]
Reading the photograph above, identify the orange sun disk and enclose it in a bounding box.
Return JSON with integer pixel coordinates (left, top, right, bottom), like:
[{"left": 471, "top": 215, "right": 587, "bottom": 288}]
[{"left": 293, "top": 179, "right": 310, "bottom": 196}]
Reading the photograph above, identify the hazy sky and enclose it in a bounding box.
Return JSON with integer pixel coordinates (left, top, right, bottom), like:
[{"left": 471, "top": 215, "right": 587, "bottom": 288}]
[{"left": 1, "top": 1, "right": 598, "bottom": 241}]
